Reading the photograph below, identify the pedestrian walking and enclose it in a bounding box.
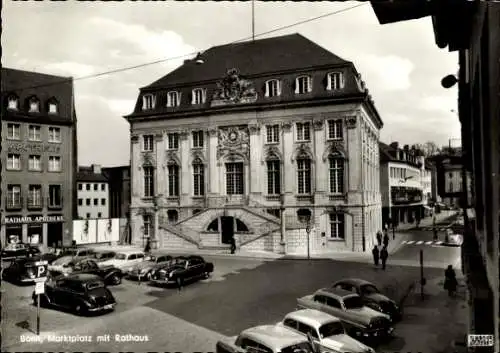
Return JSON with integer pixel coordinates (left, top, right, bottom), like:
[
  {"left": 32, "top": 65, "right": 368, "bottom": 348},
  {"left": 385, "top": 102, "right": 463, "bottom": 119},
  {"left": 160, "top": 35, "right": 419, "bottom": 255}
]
[
  {"left": 230, "top": 236, "right": 236, "bottom": 254},
  {"left": 144, "top": 237, "right": 151, "bottom": 254},
  {"left": 383, "top": 232, "right": 389, "bottom": 248},
  {"left": 380, "top": 246, "right": 388, "bottom": 270},
  {"left": 176, "top": 276, "right": 184, "bottom": 292},
  {"left": 372, "top": 245, "right": 380, "bottom": 266},
  {"left": 444, "top": 264, "right": 458, "bottom": 297},
  {"left": 376, "top": 231, "right": 382, "bottom": 246}
]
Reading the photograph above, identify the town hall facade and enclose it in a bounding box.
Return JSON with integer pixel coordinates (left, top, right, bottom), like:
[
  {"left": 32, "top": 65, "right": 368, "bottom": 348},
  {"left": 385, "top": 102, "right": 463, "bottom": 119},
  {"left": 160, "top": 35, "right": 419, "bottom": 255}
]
[{"left": 125, "top": 34, "right": 383, "bottom": 255}]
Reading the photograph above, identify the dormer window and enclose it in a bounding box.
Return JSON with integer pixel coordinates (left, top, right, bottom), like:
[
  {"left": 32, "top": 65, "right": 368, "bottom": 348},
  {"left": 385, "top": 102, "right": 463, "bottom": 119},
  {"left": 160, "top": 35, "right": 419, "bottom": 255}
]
[
  {"left": 142, "top": 94, "right": 155, "bottom": 110},
  {"left": 7, "top": 95, "right": 18, "bottom": 110},
  {"left": 48, "top": 102, "right": 58, "bottom": 114},
  {"left": 28, "top": 97, "right": 40, "bottom": 112},
  {"left": 265, "top": 79, "right": 281, "bottom": 97},
  {"left": 191, "top": 88, "right": 206, "bottom": 105},
  {"left": 295, "top": 76, "right": 312, "bottom": 94},
  {"left": 327, "top": 72, "right": 345, "bottom": 91},
  {"left": 167, "top": 91, "right": 180, "bottom": 107}
]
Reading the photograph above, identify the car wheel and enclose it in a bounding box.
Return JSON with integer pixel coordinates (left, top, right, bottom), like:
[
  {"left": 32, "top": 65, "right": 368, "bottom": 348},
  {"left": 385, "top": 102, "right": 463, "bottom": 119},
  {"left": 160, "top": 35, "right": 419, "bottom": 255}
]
[
  {"left": 111, "top": 274, "right": 121, "bottom": 285},
  {"left": 203, "top": 272, "right": 210, "bottom": 279},
  {"left": 75, "top": 304, "right": 87, "bottom": 316},
  {"left": 146, "top": 272, "right": 152, "bottom": 281}
]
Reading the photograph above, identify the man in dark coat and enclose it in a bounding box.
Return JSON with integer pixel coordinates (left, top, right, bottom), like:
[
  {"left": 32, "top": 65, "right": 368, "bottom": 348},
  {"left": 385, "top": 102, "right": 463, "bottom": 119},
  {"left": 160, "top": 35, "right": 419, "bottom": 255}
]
[
  {"left": 380, "top": 246, "right": 388, "bottom": 270},
  {"left": 144, "top": 238, "right": 151, "bottom": 254},
  {"left": 376, "top": 231, "right": 382, "bottom": 246},
  {"left": 230, "top": 237, "right": 236, "bottom": 254},
  {"left": 383, "top": 232, "right": 389, "bottom": 248},
  {"left": 444, "top": 265, "right": 458, "bottom": 296},
  {"left": 372, "top": 245, "right": 380, "bottom": 266}
]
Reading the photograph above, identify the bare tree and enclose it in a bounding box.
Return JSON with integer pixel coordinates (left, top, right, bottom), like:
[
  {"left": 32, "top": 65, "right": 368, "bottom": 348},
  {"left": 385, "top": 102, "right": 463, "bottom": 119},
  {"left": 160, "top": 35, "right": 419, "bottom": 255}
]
[{"left": 422, "top": 141, "right": 440, "bottom": 157}]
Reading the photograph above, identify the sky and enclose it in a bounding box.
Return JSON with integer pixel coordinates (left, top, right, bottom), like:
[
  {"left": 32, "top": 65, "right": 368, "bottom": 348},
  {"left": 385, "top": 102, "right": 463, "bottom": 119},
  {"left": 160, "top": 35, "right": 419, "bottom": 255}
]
[{"left": 2, "top": 1, "right": 461, "bottom": 167}]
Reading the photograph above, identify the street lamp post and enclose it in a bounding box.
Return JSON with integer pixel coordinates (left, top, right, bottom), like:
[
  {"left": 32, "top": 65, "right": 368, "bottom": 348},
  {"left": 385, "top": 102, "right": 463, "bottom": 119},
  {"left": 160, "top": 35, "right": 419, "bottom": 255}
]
[{"left": 297, "top": 209, "right": 312, "bottom": 261}]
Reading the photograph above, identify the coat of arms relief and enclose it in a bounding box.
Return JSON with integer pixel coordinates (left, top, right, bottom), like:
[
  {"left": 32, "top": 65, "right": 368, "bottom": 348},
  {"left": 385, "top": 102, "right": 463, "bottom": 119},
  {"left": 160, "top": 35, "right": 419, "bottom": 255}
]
[
  {"left": 216, "top": 126, "right": 250, "bottom": 162},
  {"left": 211, "top": 68, "right": 258, "bottom": 106}
]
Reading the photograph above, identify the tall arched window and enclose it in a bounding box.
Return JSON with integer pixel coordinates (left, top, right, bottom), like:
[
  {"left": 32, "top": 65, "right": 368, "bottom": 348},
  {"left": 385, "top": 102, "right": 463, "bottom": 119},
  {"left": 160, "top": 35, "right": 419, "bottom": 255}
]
[
  {"left": 266, "top": 159, "right": 281, "bottom": 195},
  {"left": 328, "top": 155, "right": 344, "bottom": 194},
  {"left": 297, "top": 157, "right": 311, "bottom": 194},
  {"left": 167, "top": 161, "right": 179, "bottom": 196},
  {"left": 192, "top": 158, "right": 205, "bottom": 196}
]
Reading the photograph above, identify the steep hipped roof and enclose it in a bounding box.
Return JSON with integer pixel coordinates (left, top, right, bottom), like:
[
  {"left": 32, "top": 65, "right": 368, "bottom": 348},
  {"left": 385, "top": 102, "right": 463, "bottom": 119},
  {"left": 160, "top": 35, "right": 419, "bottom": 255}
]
[
  {"left": 76, "top": 166, "right": 108, "bottom": 183},
  {"left": 379, "top": 142, "right": 396, "bottom": 163},
  {"left": 145, "top": 33, "right": 350, "bottom": 89}
]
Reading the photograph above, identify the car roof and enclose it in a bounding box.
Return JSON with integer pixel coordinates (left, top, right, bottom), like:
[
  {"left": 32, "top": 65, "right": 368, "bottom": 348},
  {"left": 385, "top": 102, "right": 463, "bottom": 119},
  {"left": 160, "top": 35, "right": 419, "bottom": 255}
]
[
  {"left": 63, "top": 273, "right": 102, "bottom": 282},
  {"left": 116, "top": 250, "right": 145, "bottom": 255},
  {"left": 284, "top": 309, "right": 341, "bottom": 328},
  {"left": 316, "top": 287, "right": 359, "bottom": 299},
  {"left": 334, "top": 278, "right": 373, "bottom": 287},
  {"left": 241, "top": 325, "right": 308, "bottom": 350},
  {"left": 95, "top": 249, "right": 116, "bottom": 254}
]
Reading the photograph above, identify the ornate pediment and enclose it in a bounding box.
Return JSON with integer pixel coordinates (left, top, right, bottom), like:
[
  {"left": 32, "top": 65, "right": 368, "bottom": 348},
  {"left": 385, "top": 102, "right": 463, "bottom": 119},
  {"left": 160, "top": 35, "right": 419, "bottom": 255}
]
[
  {"left": 164, "top": 150, "right": 181, "bottom": 166},
  {"left": 190, "top": 150, "right": 206, "bottom": 164},
  {"left": 216, "top": 125, "right": 250, "bottom": 163},
  {"left": 346, "top": 116, "right": 357, "bottom": 129},
  {"left": 291, "top": 143, "right": 313, "bottom": 163},
  {"left": 322, "top": 141, "right": 347, "bottom": 161},
  {"left": 211, "top": 68, "right": 258, "bottom": 106},
  {"left": 141, "top": 152, "right": 155, "bottom": 167},
  {"left": 261, "top": 145, "right": 282, "bottom": 164}
]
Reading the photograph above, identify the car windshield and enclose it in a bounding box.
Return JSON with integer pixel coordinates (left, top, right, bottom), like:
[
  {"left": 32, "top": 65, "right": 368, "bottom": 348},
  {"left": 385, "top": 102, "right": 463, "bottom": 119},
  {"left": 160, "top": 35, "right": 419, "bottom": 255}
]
[
  {"left": 343, "top": 296, "right": 364, "bottom": 309},
  {"left": 361, "top": 285, "right": 379, "bottom": 295},
  {"left": 62, "top": 249, "right": 77, "bottom": 256},
  {"left": 52, "top": 257, "right": 72, "bottom": 265},
  {"left": 318, "top": 322, "right": 345, "bottom": 338},
  {"left": 96, "top": 252, "right": 114, "bottom": 259},
  {"left": 86, "top": 281, "right": 105, "bottom": 290},
  {"left": 114, "top": 253, "right": 127, "bottom": 260},
  {"left": 281, "top": 341, "right": 315, "bottom": 353}
]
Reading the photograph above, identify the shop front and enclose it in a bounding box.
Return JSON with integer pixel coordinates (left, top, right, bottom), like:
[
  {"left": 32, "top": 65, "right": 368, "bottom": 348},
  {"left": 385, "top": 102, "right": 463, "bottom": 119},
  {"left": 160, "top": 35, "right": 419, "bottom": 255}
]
[
  {"left": 5, "top": 217, "right": 22, "bottom": 244},
  {"left": 3, "top": 214, "right": 65, "bottom": 247}
]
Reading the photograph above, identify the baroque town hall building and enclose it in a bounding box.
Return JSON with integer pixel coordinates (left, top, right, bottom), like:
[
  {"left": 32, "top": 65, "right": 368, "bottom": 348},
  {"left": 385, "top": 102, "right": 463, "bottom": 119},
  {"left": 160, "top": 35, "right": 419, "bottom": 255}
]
[{"left": 125, "top": 34, "right": 383, "bottom": 255}]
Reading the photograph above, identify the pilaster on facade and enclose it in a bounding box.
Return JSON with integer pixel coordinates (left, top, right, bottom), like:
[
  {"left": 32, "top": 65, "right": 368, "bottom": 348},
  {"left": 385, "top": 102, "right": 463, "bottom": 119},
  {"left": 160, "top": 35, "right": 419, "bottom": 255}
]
[
  {"left": 249, "top": 123, "right": 261, "bottom": 194},
  {"left": 208, "top": 128, "right": 219, "bottom": 194}
]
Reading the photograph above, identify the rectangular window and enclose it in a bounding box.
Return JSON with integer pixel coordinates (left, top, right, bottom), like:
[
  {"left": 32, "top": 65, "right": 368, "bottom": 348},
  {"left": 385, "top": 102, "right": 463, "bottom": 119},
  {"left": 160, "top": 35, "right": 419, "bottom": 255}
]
[
  {"left": 192, "top": 88, "right": 205, "bottom": 105},
  {"left": 168, "top": 165, "right": 179, "bottom": 196},
  {"left": 86, "top": 198, "right": 91, "bottom": 206},
  {"left": 327, "top": 120, "right": 343, "bottom": 140},
  {"left": 48, "top": 103, "right": 58, "bottom": 114},
  {"left": 93, "top": 184, "right": 98, "bottom": 191},
  {"left": 327, "top": 72, "right": 344, "bottom": 90},
  {"left": 192, "top": 131, "right": 204, "bottom": 148},
  {"left": 7, "top": 123, "right": 21, "bottom": 139},
  {"left": 296, "top": 76, "right": 311, "bottom": 94},
  {"left": 48, "top": 156, "right": 61, "bottom": 172},
  {"left": 48, "top": 185, "right": 62, "bottom": 207},
  {"left": 267, "top": 160, "right": 281, "bottom": 195},
  {"left": 78, "top": 184, "right": 83, "bottom": 191},
  {"left": 266, "top": 125, "right": 280, "bottom": 143},
  {"left": 143, "top": 215, "right": 152, "bottom": 237},
  {"left": 28, "top": 185, "right": 42, "bottom": 208},
  {"left": 297, "top": 159, "right": 311, "bottom": 194},
  {"left": 226, "top": 162, "right": 244, "bottom": 195},
  {"left": 329, "top": 213, "right": 345, "bottom": 239},
  {"left": 93, "top": 198, "right": 98, "bottom": 205},
  {"left": 28, "top": 125, "right": 41, "bottom": 141},
  {"left": 167, "top": 91, "right": 180, "bottom": 107},
  {"left": 193, "top": 163, "right": 205, "bottom": 196},
  {"left": 97, "top": 212, "right": 102, "bottom": 218},
  {"left": 7, "top": 185, "right": 21, "bottom": 208},
  {"left": 101, "top": 183, "right": 106, "bottom": 191},
  {"left": 296, "top": 122, "right": 311, "bottom": 142},
  {"left": 142, "top": 94, "right": 155, "bottom": 110},
  {"left": 86, "top": 213, "right": 91, "bottom": 219},
  {"left": 101, "top": 198, "right": 106, "bottom": 206},
  {"left": 168, "top": 133, "right": 179, "bottom": 149},
  {"left": 329, "top": 157, "right": 344, "bottom": 193},
  {"left": 265, "top": 80, "right": 280, "bottom": 97},
  {"left": 143, "top": 135, "right": 154, "bottom": 152},
  {"left": 7, "top": 154, "right": 21, "bottom": 170},
  {"left": 78, "top": 198, "right": 83, "bottom": 206},
  {"left": 143, "top": 166, "right": 154, "bottom": 197},
  {"left": 86, "top": 184, "right": 91, "bottom": 191},
  {"left": 48, "top": 127, "right": 61, "bottom": 142}
]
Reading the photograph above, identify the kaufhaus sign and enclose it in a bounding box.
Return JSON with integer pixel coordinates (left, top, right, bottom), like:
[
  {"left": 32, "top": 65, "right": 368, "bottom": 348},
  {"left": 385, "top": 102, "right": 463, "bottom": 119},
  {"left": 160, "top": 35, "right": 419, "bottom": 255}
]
[{"left": 4, "top": 215, "right": 64, "bottom": 225}]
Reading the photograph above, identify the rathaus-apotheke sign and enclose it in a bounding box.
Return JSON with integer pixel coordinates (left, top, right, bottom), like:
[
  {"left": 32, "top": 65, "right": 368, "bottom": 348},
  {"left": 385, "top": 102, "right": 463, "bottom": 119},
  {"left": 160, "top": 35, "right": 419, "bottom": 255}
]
[{"left": 4, "top": 215, "right": 64, "bottom": 224}]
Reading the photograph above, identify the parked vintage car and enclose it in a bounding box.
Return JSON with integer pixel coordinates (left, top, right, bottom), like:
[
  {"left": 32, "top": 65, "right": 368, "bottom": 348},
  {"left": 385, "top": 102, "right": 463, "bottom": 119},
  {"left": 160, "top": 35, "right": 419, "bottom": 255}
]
[
  {"left": 296, "top": 288, "right": 393, "bottom": 342},
  {"left": 49, "top": 258, "right": 123, "bottom": 285},
  {"left": 277, "top": 309, "right": 375, "bottom": 353},
  {"left": 2, "top": 254, "right": 58, "bottom": 284},
  {"left": 444, "top": 228, "right": 463, "bottom": 246},
  {"left": 99, "top": 250, "right": 146, "bottom": 271},
  {"left": 32, "top": 273, "right": 116, "bottom": 316},
  {"left": 48, "top": 256, "right": 78, "bottom": 274},
  {"left": 126, "top": 253, "right": 173, "bottom": 281},
  {"left": 332, "top": 279, "right": 402, "bottom": 321},
  {"left": 216, "top": 325, "right": 316, "bottom": 353},
  {"left": 57, "top": 247, "right": 96, "bottom": 260},
  {"left": 94, "top": 250, "right": 116, "bottom": 263},
  {"left": 149, "top": 255, "right": 214, "bottom": 286},
  {"left": 1, "top": 243, "right": 41, "bottom": 260}
]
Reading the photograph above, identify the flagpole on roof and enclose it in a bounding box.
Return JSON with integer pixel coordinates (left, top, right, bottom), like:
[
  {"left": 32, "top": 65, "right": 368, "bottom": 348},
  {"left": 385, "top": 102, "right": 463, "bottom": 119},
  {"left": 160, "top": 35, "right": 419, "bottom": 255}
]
[{"left": 252, "top": 0, "right": 255, "bottom": 41}]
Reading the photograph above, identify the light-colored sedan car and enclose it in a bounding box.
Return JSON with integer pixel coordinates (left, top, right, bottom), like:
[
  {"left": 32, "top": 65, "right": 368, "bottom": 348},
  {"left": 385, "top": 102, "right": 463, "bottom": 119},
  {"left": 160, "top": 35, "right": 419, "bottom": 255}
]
[
  {"left": 48, "top": 256, "right": 77, "bottom": 275},
  {"left": 126, "top": 253, "right": 173, "bottom": 281},
  {"left": 277, "top": 309, "right": 375, "bottom": 353},
  {"left": 99, "top": 250, "right": 145, "bottom": 271}
]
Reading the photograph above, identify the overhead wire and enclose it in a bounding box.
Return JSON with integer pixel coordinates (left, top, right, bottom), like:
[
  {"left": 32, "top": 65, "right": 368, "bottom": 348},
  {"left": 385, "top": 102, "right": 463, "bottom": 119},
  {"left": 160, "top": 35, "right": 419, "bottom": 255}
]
[{"left": 2, "top": 2, "right": 367, "bottom": 93}]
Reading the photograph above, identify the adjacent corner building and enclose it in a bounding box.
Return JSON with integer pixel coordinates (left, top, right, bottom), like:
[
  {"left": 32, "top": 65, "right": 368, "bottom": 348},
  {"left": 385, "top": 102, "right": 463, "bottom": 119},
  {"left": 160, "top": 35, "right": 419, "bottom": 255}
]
[
  {"left": 124, "top": 33, "right": 383, "bottom": 255},
  {"left": 1, "top": 67, "right": 78, "bottom": 248}
]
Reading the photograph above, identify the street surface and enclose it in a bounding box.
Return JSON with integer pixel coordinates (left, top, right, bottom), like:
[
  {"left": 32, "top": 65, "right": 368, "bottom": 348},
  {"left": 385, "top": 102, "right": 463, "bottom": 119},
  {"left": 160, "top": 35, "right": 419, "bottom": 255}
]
[{"left": 2, "top": 255, "right": 444, "bottom": 353}]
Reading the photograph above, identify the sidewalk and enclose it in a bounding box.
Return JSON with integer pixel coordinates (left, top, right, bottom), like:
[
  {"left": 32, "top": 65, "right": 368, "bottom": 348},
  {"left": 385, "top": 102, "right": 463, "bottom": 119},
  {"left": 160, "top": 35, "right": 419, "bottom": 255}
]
[{"left": 386, "top": 274, "right": 468, "bottom": 353}]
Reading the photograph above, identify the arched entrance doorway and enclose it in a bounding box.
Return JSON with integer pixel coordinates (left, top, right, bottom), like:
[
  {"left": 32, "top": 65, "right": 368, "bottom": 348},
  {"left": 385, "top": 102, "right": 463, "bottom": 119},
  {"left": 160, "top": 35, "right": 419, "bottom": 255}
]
[{"left": 206, "top": 216, "right": 249, "bottom": 244}]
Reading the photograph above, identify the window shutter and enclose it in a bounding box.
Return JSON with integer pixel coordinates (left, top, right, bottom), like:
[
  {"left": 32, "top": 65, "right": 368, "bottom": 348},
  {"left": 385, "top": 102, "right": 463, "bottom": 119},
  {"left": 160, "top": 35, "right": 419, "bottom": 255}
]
[
  {"left": 152, "top": 95, "right": 156, "bottom": 108},
  {"left": 202, "top": 89, "right": 207, "bottom": 103},
  {"left": 177, "top": 92, "right": 182, "bottom": 106},
  {"left": 264, "top": 81, "right": 269, "bottom": 97},
  {"left": 191, "top": 90, "right": 195, "bottom": 105},
  {"left": 307, "top": 76, "right": 313, "bottom": 93},
  {"left": 340, "top": 73, "right": 345, "bottom": 89},
  {"left": 325, "top": 74, "right": 331, "bottom": 90},
  {"left": 277, "top": 80, "right": 282, "bottom": 96},
  {"left": 293, "top": 78, "right": 299, "bottom": 94},
  {"left": 142, "top": 96, "right": 146, "bottom": 110}
]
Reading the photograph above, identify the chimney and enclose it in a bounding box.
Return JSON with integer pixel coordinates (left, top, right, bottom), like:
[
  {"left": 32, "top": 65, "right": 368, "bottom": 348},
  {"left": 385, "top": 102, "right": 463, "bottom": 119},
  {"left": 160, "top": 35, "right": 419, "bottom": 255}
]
[
  {"left": 389, "top": 142, "right": 399, "bottom": 150},
  {"left": 92, "top": 164, "right": 101, "bottom": 174},
  {"left": 403, "top": 144, "right": 409, "bottom": 151}
]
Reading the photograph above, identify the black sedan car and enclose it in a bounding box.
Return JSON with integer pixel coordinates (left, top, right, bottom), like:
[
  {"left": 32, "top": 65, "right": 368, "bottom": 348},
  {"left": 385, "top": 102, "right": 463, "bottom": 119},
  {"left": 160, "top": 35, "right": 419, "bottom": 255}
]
[
  {"left": 49, "top": 259, "right": 123, "bottom": 285},
  {"left": 1, "top": 243, "right": 41, "bottom": 260},
  {"left": 332, "top": 278, "right": 402, "bottom": 321},
  {"left": 2, "top": 254, "right": 59, "bottom": 284},
  {"left": 150, "top": 255, "right": 214, "bottom": 287},
  {"left": 32, "top": 273, "right": 116, "bottom": 316}
]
